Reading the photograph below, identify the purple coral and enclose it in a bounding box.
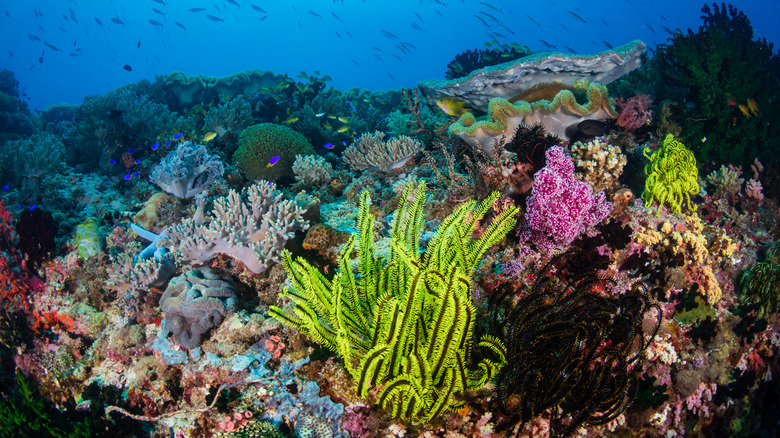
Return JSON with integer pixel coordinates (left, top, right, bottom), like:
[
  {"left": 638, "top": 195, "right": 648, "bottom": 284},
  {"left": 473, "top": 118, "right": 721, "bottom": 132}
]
[
  {"left": 149, "top": 141, "right": 224, "bottom": 199},
  {"left": 521, "top": 146, "right": 612, "bottom": 252}
]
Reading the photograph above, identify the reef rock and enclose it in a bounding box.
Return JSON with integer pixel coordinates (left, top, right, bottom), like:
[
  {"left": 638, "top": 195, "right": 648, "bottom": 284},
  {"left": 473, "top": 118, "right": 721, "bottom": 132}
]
[{"left": 417, "top": 40, "right": 646, "bottom": 112}]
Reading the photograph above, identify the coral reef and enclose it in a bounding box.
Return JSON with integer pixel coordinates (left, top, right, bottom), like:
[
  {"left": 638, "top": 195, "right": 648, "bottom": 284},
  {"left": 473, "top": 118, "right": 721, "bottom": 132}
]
[
  {"left": 570, "top": 137, "right": 628, "bottom": 193},
  {"left": 157, "top": 268, "right": 238, "bottom": 350},
  {"left": 292, "top": 154, "right": 334, "bottom": 187},
  {"left": 449, "top": 82, "right": 617, "bottom": 151},
  {"left": 233, "top": 123, "right": 315, "bottom": 182},
  {"left": 445, "top": 43, "right": 533, "bottom": 80},
  {"left": 520, "top": 146, "right": 613, "bottom": 253},
  {"left": 163, "top": 181, "right": 309, "bottom": 274},
  {"left": 150, "top": 141, "right": 225, "bottom": 199},
  {"left": 342, "top": 131, "right": 422, "bottom": 172},
  {"left": 419, "top": 40, "right": 646, "bottom": 112}
]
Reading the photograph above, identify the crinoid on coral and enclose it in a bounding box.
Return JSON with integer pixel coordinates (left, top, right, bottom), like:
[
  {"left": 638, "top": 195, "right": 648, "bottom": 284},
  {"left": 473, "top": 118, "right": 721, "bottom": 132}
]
[
  {"left": 503, "top": 123, "right": 561, "bottom": 174},
  {"left": 444, "top": 43, "right": 533, "bottom": 80},
  {"left": 492, "top": 251, "right": 661, "bottom": 438}
]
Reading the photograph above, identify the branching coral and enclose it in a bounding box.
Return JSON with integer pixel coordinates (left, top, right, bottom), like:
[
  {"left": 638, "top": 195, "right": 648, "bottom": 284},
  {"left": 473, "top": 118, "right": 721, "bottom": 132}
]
[
  {"left": 706, "top": 164, "right": 743, "bottom": 200},
  {"left": 642, "top": 134, "right": 700, "bottom": 216},
  {"left": 163, "top": 181, "right": 309, "bottom": 274},
  {"left": 269, "top": 181, "right": 518, "bottom": 423},
  {"left": 149, "top": 142, "right": 225, "bottom": 199},
  {"left": 342, "top": 131, "right": 422, "bottom": 172},
  {"left": 493, "top": 251, "right": 661, "bottom": 438}
]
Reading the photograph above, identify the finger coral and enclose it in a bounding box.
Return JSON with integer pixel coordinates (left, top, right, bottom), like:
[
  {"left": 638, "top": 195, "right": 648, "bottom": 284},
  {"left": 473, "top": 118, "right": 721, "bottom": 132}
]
[{"left": 342, "top": 131, "right": 422, "bottom": 172}]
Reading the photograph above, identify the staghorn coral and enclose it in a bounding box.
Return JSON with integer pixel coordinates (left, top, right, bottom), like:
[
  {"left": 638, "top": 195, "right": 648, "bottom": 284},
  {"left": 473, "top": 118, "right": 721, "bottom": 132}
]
[
  {"left": 342, "top": 131, "right": 422, "bottom": 172},
  {"left": 571, "top": 137, "right": 628, "bottom": 193},
  {"left": 642, "top": 134, "right": 700, "bottom": 216},
  {"left": 163, "top": 180, "right": 309, "bottom": 274},
  {"left": 158, "top": 267, "right": 237, "bottom": 350},
  {"left": 292, "top": 154, "right": 334, "bottom": 186},
  {"left": 150, "top": 141, "right": 225, "bottom": 199}
]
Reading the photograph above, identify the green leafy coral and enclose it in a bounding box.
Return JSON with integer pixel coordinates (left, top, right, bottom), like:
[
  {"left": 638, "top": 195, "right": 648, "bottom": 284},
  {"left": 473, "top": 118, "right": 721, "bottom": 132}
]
[
  {"left": 642, "top": 134, "right": 700, "bottom": 216},
  {"left": 269, "top": 181, "right": 518, "bottom": 423},
  {"left": 653, "top": 3, "right": 780, "bottom": 166}
]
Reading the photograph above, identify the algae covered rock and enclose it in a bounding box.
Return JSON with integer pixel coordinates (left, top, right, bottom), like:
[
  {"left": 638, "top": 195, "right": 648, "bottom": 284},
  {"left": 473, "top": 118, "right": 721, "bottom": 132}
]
[{"left": 233, "top": 123, "right": 315, "bottom": 182}]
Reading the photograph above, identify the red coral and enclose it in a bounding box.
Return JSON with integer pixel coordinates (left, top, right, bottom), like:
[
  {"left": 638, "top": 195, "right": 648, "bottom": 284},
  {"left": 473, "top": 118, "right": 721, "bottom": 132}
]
[
  {"left": 614, "top": 94, "right": 654, "bottom": 131},
  {"left": 0, "top": 200, "right": 32, "bottom": 308}
]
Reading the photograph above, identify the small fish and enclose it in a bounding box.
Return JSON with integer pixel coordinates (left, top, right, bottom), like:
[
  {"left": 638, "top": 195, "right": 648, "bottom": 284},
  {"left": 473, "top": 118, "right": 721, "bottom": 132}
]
[
  {"left": 250, "top": 4, "right": 266, "bottom": 13},
  {"left": 29, "top": 204, "right": 37, "bottom": 211},
  {"left": 148, "top": 19, "right": 163, "bottom": 26},
  {"left": 414, "top": 11, "right": 424, "bottom": 22},
  {"left": 152, "top": 0, "right": 166, "bottom": 6},
  {"left": 110, "top": 17, "right": 124, "bottom": 25},
  {"left": 539, "top": 39, "right": 558, "bottom": 50},
  {"left": 227, "top": 0, "right": 240, "bottom": 7},
  {"left": 336, "top": 126, "right": 351, "bottom": 133},
  {"left": 324, "top": 143, "right": 335, "bottom": 149},
  {"left": 350, "top": 58, "right": 360, "bottom": 66},
  {"left": 123, "top": 173, "right": 133, "bottom": 181},
  {"left": 283, "top": 116, "right": 299, "bottom": 124},
  {"left": 568, "top": 10, "right": 586, "bottom": 23},
  {"left": 203, "top": 132, "right": 218, "bottom": 142},
  {"left": 29, "top": 34, "right": 41, "bottom": 41},
  {"left": 44, "top": 42, "right": 59, "bottom": 51},
  {"left": 338, "top": 116, "right": 350, "bottom": 123},
  {"left": 152, "top": 8, "right": 165, "bottom": 17},
  {"left": 563, "top": 45, "right": 576, "bottom": 53},
  {"left": 661, "top": 26, "right": 674, "bottom": 35},
  {"left": 189, "top": 8, "right": 206, "bottom": 12},
  {"left": 436, "top": 98, "right": 471, "bottom": 117},
  {"left": 266, "top": 155, "right": 280, "bottom": 167},
  {"left": 380, "top": 29, "right": 398, "bottom": 39},
  {"left": 123, "top": 64, "right": 132, "bottom": 71},
  {"left": 473, "top": 15, "right": 489, "bottom": 27},
  {"left": 315, "top": 112, "right": 326, "bottom": 117},
  {"left": 747, "top": 97, "right": 759, "bottom": 116},
  {"left": 151, "top": 142, "right": 160, "bottom": 150},
  {"left": 206, "top": 15, "right": 225, "bottom": 22},
  {"left": 128, "top": 148, "right": 135, "bottom": 153},
  {"left": 332, "top": 12, "right": 342, "bottom": 22},
  {"left": 134, "top": 158, "right": 141, "bottom": 164},
  {"left": 525, "top": 14, "right": 541, "bottom": 27},
  {"left": 38, "top": 56, "right": 44, "bottom": 63},
  {"left": 726, "top": 93, "right": 736, "bottom": 106},
  {"left": 602, "top": 40, "right": 614, "bottom": 49},
  {"left": 2, "top": 184, "right": 9, "bottom": 192},
  {"left": 94, "top": 17, "right": 103, "bottom": 26},
  {"left": 308, "top": 10, "right": 322, "bottom": 18},
  {"left": 411, "top": 22, "right": 424, "bottom": 31},
  {"left": 165, "top": 141, "right": 172, "bottom": 147},
  {"left": 175, "top": 21, "right": 186, "bottom": 31},
  {"left": 137, "top": 41, "right": 141, "bottom": 48},
  {"left": 738, "top": 103, "right": 751, "bottom": 118},
  {"left": 173, "top": 132, "right": 183, "bottom": 140}
]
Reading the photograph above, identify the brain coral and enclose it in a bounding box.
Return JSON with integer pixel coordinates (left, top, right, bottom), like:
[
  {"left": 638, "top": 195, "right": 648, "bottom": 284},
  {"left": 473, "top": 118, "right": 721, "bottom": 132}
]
[{"left": 234, "top": 123, "right": 315, "bottom": 182}]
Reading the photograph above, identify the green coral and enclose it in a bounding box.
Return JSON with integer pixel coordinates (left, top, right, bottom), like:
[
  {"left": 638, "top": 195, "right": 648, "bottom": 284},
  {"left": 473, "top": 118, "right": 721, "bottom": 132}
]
[
  {"left": 233, "top": 123, "right": 315, "bottom": 182},
  {"left": 653, "top": 3, "right": 780, "bottom": 166},
  {"left": 269, "top": 181, "right": 518, "bottom": 423},
  {"left": 739, "top": 240, "right": 780, "bottom": 317},
  {"left": 642, "top": 134, "right": 700, "bottom": 216}
]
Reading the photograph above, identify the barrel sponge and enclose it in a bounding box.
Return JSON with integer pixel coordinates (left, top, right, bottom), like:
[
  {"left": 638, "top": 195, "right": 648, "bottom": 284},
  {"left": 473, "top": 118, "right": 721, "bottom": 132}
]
[{"left": 233, "top": 123, "right": 315, "bottom": 182}]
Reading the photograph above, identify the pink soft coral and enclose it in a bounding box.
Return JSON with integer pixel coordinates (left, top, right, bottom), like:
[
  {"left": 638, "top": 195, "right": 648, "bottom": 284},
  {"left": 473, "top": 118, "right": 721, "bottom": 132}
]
[
  {"left": 615, "top": 94, "right": 654, "bottom": 131},
  {"left": 520, "top": 146, "right": 612, "bottom": 252}
]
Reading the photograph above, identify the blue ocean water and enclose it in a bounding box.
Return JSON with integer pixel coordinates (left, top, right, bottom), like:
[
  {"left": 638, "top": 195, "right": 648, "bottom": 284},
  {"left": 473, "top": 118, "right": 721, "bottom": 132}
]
[{"left": 1, "top": 0, "right": 777, "bottom": 110}]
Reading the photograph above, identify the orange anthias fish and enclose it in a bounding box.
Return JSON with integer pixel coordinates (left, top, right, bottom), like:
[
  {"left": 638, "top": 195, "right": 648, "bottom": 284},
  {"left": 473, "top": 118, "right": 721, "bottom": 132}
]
[
  {"left": 747, "top": 97, "right": 759, "bottom": 116},
  {"left": 726, "top": 93, "right": 737, "bottom": 106},
  {"left": 738, "top": 104, "right": 751, "bottom": 118}
]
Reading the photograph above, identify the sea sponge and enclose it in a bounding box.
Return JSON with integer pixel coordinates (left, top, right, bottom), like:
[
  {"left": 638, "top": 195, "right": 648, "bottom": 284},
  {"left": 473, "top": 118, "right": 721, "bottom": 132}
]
[{"left": 233, "top": 123, "right": 315, "bottom": 182}]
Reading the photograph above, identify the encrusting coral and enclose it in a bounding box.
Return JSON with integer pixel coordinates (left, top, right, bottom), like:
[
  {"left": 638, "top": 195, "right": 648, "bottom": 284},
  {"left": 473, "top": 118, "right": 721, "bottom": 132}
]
[{"left": 342, "top": 131, "right": 422, "bottom": 172}]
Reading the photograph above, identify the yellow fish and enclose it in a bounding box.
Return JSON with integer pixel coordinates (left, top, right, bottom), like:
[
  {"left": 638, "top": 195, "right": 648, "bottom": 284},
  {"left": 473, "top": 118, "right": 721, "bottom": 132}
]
[
  {"left": 283, "top": 116, "right": 299, "bottom": 124},
  {"left": 202, "top": 132, "right": 217, "bottom": 142},
  {"left": 324, "top": 123, "right": 332, "bottom": 130},
  {"left": 338, "top": 116, "right": 350, "bottom": 123},
  {"left": 747, "top": 97, "right": 759, "bottom": 116},
  {"left": 738, "top": 104, "right": 751, "bottom": 118},
  {"left": 336, "top": 125, "right": 350, "bottom": 133},
  {"left": 436, "top": 98, "right": 471, "bottom": 117}
]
